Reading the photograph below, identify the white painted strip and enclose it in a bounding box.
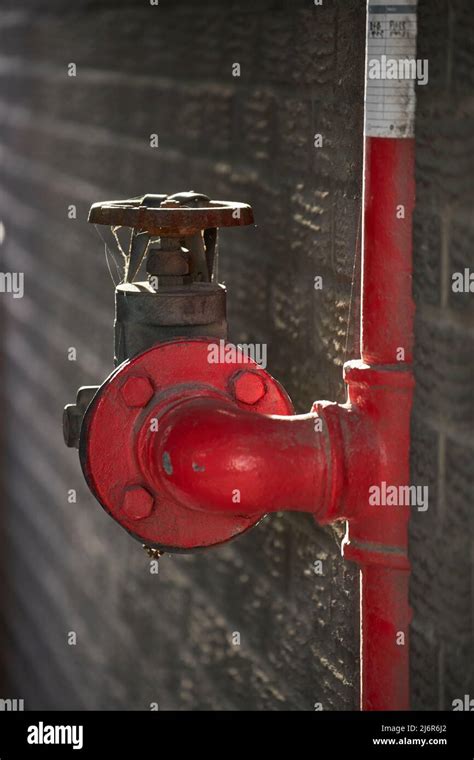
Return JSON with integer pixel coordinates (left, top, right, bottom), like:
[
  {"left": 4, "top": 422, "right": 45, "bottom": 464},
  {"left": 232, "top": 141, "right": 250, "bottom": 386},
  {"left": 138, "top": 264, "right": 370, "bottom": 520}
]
[{"left": 365, "top": 0, "right": 418, "bottom": 138}]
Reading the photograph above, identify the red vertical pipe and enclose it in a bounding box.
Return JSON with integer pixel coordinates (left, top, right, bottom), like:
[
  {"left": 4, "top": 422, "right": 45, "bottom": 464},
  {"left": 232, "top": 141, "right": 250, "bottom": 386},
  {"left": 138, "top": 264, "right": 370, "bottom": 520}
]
[
  {"left": 361, "top": 566, "right": 411, "bottom": 710},
  {"left": 359, "top": 0, "right": 417, "bottom": 711},
  {"left": 359, "top": 138, "right": 415, "bottom": 713},
  {"left": 362, "top": 138, "right": 415, "bottom": 365}
]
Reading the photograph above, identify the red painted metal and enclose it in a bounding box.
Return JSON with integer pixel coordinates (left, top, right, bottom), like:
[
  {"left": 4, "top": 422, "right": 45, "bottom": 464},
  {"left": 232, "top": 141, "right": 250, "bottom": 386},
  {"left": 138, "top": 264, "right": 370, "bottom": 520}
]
[
  {"left": 80, "top": 339, "right": 295, "bottom": 551},
  {"left": 349, "top": 135, "right": 414, "bottom": 712},
  {"left": 360, "top": 565, "right": 411, "bottom": 711},
  {"left": 150, "top": 397, "right": 329, "bottom": 517},
  {"left": 362, "top": 138, "right": 415, "bottom": 365}
]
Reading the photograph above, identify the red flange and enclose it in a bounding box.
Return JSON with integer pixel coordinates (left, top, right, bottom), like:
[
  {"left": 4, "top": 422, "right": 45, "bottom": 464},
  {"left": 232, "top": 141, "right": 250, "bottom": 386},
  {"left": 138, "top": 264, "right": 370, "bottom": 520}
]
[{"left": 80, "top": 338, "right": 293, "bottom": 552}]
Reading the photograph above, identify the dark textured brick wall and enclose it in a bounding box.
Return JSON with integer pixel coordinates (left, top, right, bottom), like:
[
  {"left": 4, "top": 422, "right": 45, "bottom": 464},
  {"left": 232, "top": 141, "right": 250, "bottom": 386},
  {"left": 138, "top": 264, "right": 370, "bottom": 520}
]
[
  {"left": 0, "top": 0, "right": 471, "bottom": 712},
  {"left": 410, "top": 0, "right": 474, "bottom": 711},
  {"left": 0, "top": 0, "right": 363, "bottom": 710}
]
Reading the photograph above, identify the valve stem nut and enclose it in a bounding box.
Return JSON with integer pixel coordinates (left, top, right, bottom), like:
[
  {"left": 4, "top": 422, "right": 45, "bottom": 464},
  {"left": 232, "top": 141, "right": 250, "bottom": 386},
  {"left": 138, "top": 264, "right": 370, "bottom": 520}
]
[
  {"left": 230, "top": 370, "right": 267, "bottom": 405},
  {"left": 121, "top": 485, "right": 155, "bottom": 520}
]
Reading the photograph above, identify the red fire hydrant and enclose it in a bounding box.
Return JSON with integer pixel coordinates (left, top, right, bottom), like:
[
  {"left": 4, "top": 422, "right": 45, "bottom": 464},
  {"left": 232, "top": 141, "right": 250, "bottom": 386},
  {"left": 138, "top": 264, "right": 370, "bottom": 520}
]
[{"left": 64, "top": 186, "right": 414, "bottom": 711}]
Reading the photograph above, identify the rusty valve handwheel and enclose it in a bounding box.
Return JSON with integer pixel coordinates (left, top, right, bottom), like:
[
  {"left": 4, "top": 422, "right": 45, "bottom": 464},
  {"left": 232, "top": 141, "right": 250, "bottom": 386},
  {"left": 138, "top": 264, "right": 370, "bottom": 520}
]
[{"left": 88, "top": 191, "right": 254, "bottom": 236}]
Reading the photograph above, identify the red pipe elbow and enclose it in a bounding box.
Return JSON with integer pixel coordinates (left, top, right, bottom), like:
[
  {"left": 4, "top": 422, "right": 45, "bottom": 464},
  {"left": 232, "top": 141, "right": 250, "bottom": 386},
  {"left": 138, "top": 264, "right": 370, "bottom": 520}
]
[{"left": 146, "top": 398, "right": 331, "bottom": 517}]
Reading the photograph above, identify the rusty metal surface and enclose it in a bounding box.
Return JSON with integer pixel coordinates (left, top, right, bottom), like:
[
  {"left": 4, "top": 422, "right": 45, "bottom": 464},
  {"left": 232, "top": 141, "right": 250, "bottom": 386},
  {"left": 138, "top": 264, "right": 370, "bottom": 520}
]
[
  {"left": 63, "top": 385, "right": 100, "bottom": 448},
  {"left": 114, "top": 283, "right": 227, "bottom": 363},
  {"left": 89, "top": 192, "right": 254, "bottom": 236}
]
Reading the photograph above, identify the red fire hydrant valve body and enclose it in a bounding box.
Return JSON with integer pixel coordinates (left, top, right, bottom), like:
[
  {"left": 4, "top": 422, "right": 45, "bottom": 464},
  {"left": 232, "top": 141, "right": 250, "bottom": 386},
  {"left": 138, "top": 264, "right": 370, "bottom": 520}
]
[{"left": 80, "top": 338, "right": 294, "bottom": 551}]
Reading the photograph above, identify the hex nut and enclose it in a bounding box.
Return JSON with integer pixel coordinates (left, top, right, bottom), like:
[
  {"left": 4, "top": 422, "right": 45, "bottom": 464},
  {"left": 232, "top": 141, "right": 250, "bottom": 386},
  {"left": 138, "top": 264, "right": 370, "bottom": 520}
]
[
  {"left": 231, "top": 370, "right": 267, "bottom": 405},
  {"left": 121, "top": 486, "right": 154, "bottom": 520},
  {"left": 120, "top": 375, "right": 154, "bottom": 407}
]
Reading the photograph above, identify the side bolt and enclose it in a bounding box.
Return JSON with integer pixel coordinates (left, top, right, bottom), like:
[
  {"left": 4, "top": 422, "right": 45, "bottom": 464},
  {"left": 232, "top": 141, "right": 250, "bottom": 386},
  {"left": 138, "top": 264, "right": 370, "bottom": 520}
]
[
  {"left": 63, "top": 405, "right": 82, "bottom": 448},
  {"left": 120, "top": 375, "right": 154, "bottom": 407},
  {"left": 230, "top": 370, "right": 267, "bottom": 405},
  {"left": 121, "top": 486, "right": 155, "bottom": 521}
]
